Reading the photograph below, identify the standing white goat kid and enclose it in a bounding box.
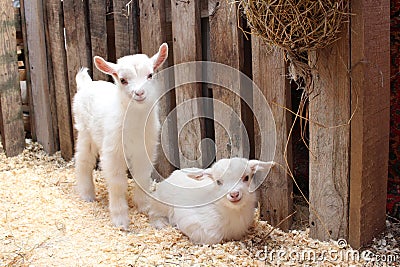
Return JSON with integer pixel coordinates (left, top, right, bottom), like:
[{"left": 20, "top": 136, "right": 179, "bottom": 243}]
[
  {"left": 149, "top": 157, "right": 275, "bottom": 244},
  {"left": 73, "top": 43, "right": 168, "bottom": 229}
]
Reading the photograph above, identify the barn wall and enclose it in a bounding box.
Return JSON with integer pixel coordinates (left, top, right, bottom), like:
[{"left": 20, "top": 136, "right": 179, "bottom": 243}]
[{"left": 0, "top": 0, "right": 394, "bottom": 246}]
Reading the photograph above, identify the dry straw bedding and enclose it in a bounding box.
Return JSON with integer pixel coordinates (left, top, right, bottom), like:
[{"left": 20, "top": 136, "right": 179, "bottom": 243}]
[{"left": 0, "top": 141, "right": 396, "bottom": 266}]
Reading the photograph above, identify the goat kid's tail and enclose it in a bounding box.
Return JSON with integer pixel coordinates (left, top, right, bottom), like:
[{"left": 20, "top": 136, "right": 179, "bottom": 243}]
[{"left": 76, "top": 67, "right": 92, "bottom": 91}]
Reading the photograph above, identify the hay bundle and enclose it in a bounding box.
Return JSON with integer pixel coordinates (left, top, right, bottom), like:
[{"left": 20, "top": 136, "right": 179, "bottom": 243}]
[
  {"left": 237, "top": 0, "right": 349, "bottom": 81},
  {"left": 238, "top": 0, "right": 349, "bottom": 54}
]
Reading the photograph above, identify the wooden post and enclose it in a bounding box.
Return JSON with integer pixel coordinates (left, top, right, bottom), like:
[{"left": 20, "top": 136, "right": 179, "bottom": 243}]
[
  {"left": 308, "top": 26, "right": 350, "bottom": 241},
  {"left": 349, "top": 0, "right": 390, "bottom": 248},
  {"left": 43, "top": 2, "right": 59, "bottom": 152},
  {"left": 252, "top": 38, "right": 293, "bottom": 231},
  {"left": 165, "top": 0, "right": 211, "bottom": 22},
  {"left": 209, "top": 0, "right": 246, "bottom": 160},
  {"left": 23, "top": 0, "right": 56, "bottom": 154},
  {"left": 88, "top": 0, "right": 108, "bottom": 81},
  {"left": 171, "top": 0, "right": 204, "bottom": 168},
  {"left": 46, "top": 0, "right": 74, "bottom": 160},
  {"left": 63, "top": 0, "right": 91, "bottom": 97},
  {"left": 139, "top": 0, "right": 165, "bottom": 54},
  {"left": 0, "top": 0, "right": 25, "bottom": 156},
  {"left": 139, "top": 0, "right": 177, "bottom": 179},
  {"left": 63, "top": 0, "right": 91, "bottom": 141},
  {"left": 113, "top": 0, "right": 139, "bottom": 58}
]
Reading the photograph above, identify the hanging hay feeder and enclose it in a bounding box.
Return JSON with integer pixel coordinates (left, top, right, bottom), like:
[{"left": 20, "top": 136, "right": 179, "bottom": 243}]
[{"left": 237, "top": 0, "right": 349, "bottom": 82}]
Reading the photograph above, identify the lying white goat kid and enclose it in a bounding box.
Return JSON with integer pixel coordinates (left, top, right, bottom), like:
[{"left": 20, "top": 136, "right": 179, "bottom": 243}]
[
  {"left": 73, "top": 43, "right": 168, "bottom": 229},
  {"left": 149, "top": 157, "right": 275, "bottom": 244}
]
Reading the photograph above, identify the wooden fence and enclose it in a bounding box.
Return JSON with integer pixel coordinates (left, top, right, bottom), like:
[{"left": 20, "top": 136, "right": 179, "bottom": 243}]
[{"left": 0, "top": 0, "right": 390, "bottom": 248}]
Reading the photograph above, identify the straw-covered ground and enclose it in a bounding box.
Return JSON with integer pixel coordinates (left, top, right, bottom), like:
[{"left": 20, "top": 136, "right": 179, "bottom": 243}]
[{"left": 1, "top": 141, "right": 399, "bottom": 266}]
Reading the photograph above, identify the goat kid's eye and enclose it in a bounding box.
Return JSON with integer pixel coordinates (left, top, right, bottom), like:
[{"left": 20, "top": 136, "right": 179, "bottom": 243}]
[
  {"left": 216, "top": 179, "right": 223, "bottom": 186},
  {"left": 242, "top": 175, "right": 249, "bottom": 182},
  {"left": 147, "top": 73, "right": 153, "bottom": 80},
  {"left": 120, "top": 78, "right": 128, "bottom": 85}
]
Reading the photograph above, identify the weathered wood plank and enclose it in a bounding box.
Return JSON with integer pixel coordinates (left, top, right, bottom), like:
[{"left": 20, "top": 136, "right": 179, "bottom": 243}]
[
  {"left": 46, "top": 0, "right": 74, "bottom": 160},
  {"left": 308, "top": 24, "right": 350, "bottom": 241},
  {"left": 88, "top": 0, "right": 108, "bottom": 81},
  {"left": 139, "top": 0, "right": 165, "bottom": 49},
  {"left": 113, "top": 0, "right": 139, "bottom": 58},
  {"left": 43, "top": 1, "right": 59, "bottom": 152},
  {"left": 252, "top": 38, "right": 293, "bottom": 231},
  {"left": 63, "top": 0, "right": 91, "bottom": 95},
  {"left": 23, "top": 0, "right": 56, "bottom": 154},
  {"left": 171, "top": 0, "right": 204, "bottom": 168},
  {"left": 63, "top": 0, "right": 91, "bottom": 141},
  {"left": 349, "top": 0, "right": 390, "bottom": 248},
  {"left": 209, "top": 0, "right": 246, "bottom": 160},
  {"left": 0, "top": 0, "right": 25, "bottom": 156},
  {"left": 165, "top": 0, "right": 214, "bottom": 22},
  {"left": 139, "top": 0, "right": 177, "bottom": 179}
]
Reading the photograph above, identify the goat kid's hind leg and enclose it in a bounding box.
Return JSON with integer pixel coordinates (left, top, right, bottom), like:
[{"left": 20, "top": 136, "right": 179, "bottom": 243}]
[
  {"left": 130, "top": 158, "right": 154, "bottom": 214},
  {"left": 75, "top": 131, "right": 97, "bottom": 202},
  {"left": 148, "top": 198, "right": 170, "bottom": 229},
  {"left": 102, "top": 152, "right": 130, "bottom": 229}
]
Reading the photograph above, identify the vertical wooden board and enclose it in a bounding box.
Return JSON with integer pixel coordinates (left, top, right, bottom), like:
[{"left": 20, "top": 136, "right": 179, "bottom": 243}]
[
  {"left": 0, "top": 0, "right": 25, "bottom": 156},
  {"left": 46, "top": 0, "right": 74, "bottom": 160},
  {"left": 113, "top": 0, "right": 138, "bottom": 58},
  {"left": 23, "top": 0, "right": 56, "bottom": 154},
  {"left": 139, "top": 0, "right": 165, "bottom": 49},
  {"left": 171, "top": 0, "right": 204, "bottom": 168},
  {"left": 63, "top": 0, "right": 91, "bottom": 141},
  {"left": 89, "top": 0, "right": 108, "bottom": 81},
  {"left": 252, "top": 38, "right": 293, "bottom": 231},
  {"left": 43, "top": 1, "right": 59, "bottom": 152},
  {"left": 63, "top": 0, "right": 91, "bottom": 98},
  {"left": 139, "top": 0, "right": 177, "bottom": 179},
  {"left": 349, "top": 0, "right": 390, "bottom": 248},
  {"left": 209, "top": 0, "right": 246, "bottom": 160},
  {"left": 165, "top": 0, "right": 211, "bottom": 22},
  {"left": 308, "top": 25, "right": 350, "bottom": 241}
]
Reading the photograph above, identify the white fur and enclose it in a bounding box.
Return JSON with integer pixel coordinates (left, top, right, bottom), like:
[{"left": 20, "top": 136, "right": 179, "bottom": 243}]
[
  {"left": 149, "top": 157, "right": 275, "bottom": 244},
  {"left": 73, "top": 44, "right": 168, "bottom": 229}
]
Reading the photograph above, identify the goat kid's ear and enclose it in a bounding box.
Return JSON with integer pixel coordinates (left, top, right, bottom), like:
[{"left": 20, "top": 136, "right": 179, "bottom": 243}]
[
  {"left": 248, "top": 160, "right": 276, "bottom": 173},
  {"left": 151, "top": 43, "right": 168, "bottom": 71},
  {"left": 187, "top": 168, "right": 213, "bottom": 180},
  {"left": 94, "top": 56, "right": 118, "bottom": 77},
  {"left": 248, "top": 160, "right": 275, "bottom": 193}
]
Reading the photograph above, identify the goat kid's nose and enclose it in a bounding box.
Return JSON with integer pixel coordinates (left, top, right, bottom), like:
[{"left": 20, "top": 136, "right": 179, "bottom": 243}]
[
  {"left": 230, "top": 191, "right": 240, "bottom": 199},
  {"left": 135, "top": 89, "right": 145, "bottom": 96}
]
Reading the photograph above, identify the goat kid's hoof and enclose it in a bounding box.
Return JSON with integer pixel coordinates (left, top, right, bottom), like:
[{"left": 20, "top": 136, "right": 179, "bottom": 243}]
[
  {"left": 81, "top": 195, "right": 96, "bottom": 202},
  {"left": 135, "top": 204, "right": 150, "bottom": 214},
  {"left": 111, "top": 214, "right": 130, "bottom": 230},
  {"left": 150, "top": 219, "right": 168, "bottom": 229},
  {"left": 133, "top": 196, "right": 150, "bottom": 214},
  {"left": 77, "top": 188, "right": 96, "bottom": 202}
]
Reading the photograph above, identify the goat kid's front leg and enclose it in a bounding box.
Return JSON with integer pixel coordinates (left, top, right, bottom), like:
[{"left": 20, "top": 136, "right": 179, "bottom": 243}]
[
  {"left": 102, "top": 152, "right": 130, "bottom": 229},
  {"left": 125, "top": 147, "right": 154, "bottom": 213}
]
